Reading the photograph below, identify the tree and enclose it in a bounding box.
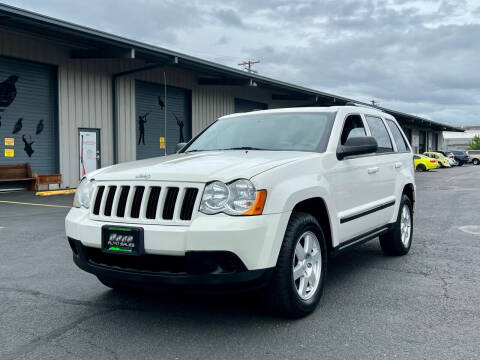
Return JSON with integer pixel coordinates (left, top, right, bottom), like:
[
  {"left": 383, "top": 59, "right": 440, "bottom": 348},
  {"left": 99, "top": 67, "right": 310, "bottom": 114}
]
[{"left": 467, "top": 135, "right": 480, "bottom": 150}]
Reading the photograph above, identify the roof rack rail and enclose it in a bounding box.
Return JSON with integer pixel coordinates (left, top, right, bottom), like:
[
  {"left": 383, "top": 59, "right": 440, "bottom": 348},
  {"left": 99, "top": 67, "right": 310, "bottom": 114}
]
[{"left": 344, "top": 101, "right": 385, "bottom": 112}]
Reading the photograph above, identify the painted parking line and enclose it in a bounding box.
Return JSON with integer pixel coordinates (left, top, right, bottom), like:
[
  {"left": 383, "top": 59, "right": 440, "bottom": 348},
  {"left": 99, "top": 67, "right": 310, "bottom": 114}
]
[{"left": 0, "top": 200, "right": 71, "bottom": 209}]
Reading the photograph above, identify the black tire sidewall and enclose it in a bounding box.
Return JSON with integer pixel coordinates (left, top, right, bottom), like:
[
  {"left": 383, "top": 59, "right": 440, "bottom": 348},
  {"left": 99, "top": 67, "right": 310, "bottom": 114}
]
[{"left": 267, "top": 212, "right": 327, "bottom": 317}]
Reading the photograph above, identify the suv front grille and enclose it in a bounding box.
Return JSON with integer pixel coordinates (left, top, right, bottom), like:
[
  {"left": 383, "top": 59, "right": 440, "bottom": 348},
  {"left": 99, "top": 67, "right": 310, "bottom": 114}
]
[{"left": 89, "top": 181, "right": 203, "bottom": 225}]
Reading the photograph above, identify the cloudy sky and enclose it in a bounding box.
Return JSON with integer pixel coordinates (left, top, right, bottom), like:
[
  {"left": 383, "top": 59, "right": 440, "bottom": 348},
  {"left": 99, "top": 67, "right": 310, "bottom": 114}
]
[{"left": 4, "top": 0, "right": 480, "bottom": 125}]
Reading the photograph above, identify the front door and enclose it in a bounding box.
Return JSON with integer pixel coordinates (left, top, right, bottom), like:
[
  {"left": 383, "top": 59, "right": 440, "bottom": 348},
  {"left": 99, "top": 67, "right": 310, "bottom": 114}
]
[{"left": 78, "top": 128, "right": 101, "bottom": 178}]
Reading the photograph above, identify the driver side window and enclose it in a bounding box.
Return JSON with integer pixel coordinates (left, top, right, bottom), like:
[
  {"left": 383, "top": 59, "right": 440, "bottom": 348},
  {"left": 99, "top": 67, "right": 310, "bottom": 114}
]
[{"left": 340, "top": 114, "right": 366, "bottom": 145}]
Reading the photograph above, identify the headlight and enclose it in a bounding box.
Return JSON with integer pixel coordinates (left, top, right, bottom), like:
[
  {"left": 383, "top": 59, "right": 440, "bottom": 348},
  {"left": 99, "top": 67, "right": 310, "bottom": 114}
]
[
  {"left": 200, "top": 179, "right": 267, "bottom": 216},
  {"left": 73, "top": 178, "right": 95, "bottom": 209}
]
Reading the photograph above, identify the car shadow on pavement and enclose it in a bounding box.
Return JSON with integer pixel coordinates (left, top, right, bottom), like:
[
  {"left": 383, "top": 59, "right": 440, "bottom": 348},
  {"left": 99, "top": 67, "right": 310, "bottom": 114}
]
[{"left": 88, "top": 243, "right": 387, "bottom": 321}]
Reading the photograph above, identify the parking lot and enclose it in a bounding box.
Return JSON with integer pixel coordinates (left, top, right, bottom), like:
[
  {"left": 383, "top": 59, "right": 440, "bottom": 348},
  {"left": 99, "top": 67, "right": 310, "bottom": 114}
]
[{"left": 1, "top": 165, "right": 479, "bottom": 360}]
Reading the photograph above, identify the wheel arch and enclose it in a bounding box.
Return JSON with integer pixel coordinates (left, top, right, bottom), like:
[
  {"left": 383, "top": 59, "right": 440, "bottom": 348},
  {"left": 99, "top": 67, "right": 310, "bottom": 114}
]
[
  {"left": 291, "top": 197, "right": 334, "bottom": 254},
  {"left": 402, "top": 183, "right": 415, "bottom": 211}
]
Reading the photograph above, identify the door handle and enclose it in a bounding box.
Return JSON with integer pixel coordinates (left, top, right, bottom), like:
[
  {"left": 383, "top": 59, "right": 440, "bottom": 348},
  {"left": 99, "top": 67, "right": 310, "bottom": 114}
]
[
  {"left": 367, "top": 167, "right": 379, "bottom": 174},
  {"left": 395, "top": 162, "right": 403, "bottom": 169}
]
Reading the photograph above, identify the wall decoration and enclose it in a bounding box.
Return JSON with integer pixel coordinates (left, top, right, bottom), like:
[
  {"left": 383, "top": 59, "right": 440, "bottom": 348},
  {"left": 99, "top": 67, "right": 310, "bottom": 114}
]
[
  {"left": 4, "top": 149, "right": 14, "bottom": 157},
  {"left": 22, "top": 134, "right": 34, "bottom": 157},
  {"left": 138, "top": 112, "right": 149, "bottom": 145},
  {"left": 158, "top": 96, "right": 165, "bottom": 109},
  {"left": 36, "top": 119, "right": 44, "bottom": 135},
  {"left": 173, "top": 113, "right": 185, "bottom": 143},
  {"left": 0, "top": 75, "right": 19, "bottom": 111},
  {"left": 5, "top": 137, "right": 14, "bottom": 146},
  {"left": 12, "top": 117, "right": 22, "bottom": 134}
]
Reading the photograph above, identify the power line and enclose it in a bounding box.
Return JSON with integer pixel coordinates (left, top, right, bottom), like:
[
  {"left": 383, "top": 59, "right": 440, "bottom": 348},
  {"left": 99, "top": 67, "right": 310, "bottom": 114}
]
[{"left": 238, "top": 59, "right": 260, "bottom": 73}]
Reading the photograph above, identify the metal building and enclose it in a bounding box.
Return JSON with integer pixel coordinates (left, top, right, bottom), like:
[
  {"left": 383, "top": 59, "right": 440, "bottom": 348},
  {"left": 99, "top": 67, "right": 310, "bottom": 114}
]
[{"left": 0, "top": 4, "right": 462, "bottom": 188}]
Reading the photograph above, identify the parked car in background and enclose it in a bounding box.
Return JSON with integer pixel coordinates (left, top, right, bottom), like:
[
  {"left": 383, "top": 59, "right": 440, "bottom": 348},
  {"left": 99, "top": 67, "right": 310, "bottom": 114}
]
[
  {"left": 446, "top": 154, "right": 458, "bottom": 167},
  {"left": 423, "top": 152, "right": 451, "bottom": 168},
  {"left": 449, "top": 150, "right": 469, "bottom": 166},
  {"left": 467, "top": 150, "right": 480, "bottom": 165},
  {"left": 414, "top": 154, "right": 438, "bottom": 171}
]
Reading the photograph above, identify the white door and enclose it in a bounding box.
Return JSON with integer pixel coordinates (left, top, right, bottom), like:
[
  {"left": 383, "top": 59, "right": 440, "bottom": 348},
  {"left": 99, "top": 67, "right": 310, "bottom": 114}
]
[
  {"left": 79, "top": 129, "right": 101, "bottom": 178},
  {"left": 327, "top": 114, "right": 384, "bottom": 243}
]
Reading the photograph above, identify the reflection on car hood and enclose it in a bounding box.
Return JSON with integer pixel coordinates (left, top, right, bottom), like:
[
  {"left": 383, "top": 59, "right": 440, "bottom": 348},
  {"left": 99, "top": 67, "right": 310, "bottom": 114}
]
[{"left": 92, "top": 150, "right": 313, "bottom": 183}]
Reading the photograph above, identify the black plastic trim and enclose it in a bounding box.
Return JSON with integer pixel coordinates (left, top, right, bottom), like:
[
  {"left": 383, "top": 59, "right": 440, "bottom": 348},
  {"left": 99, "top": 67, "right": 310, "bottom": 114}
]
[
  {"left": 331, "top": 224, "right": 392, "bottom": 256},
  {"left": 340, "top": 200, "right": 395, "bottom": 224}
]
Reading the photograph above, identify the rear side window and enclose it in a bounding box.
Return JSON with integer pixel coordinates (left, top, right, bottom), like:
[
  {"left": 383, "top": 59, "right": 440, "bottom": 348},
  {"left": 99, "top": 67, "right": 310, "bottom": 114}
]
[
  {"left": 386, "top": 119, "right": 409, "bottom": 152},
  {"left": 414, "top": 155, "right": 420, "bottom": 160},
  {"left": 365, "top": 115, "right": 393, "bottom": 153}
]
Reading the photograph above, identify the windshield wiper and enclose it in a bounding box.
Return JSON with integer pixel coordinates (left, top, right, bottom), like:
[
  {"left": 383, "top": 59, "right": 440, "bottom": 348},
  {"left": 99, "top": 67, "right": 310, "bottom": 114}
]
[{"left": 221, "top": 147, "right": 266, "bottom": 151}]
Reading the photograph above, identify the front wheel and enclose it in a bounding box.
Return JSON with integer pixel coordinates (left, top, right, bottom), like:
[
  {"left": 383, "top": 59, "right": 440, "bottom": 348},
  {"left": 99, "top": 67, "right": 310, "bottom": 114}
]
[
  {"left": 379, "top": 195, "right": 413, "bottom": 256},
  {"left": 473, "top": 159, "right": 480, "bottom": 165},
  {"left": 263, "top": 212, "right": 327, "bottom": 318}
]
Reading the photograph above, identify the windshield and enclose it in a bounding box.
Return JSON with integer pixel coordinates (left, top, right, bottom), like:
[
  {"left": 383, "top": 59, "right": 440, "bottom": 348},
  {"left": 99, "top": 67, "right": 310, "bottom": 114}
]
[{"left": 184, "top": 112, "right": 336, "bottom": 152}]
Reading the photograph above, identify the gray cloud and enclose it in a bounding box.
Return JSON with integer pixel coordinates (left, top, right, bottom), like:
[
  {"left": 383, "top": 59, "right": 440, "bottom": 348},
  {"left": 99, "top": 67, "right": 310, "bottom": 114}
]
[{"left": 3, "top": 0, "right": 479, "bottom": 125}]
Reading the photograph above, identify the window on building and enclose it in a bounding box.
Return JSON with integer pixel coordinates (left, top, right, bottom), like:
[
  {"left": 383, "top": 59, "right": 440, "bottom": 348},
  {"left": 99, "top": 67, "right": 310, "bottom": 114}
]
[
  {"left": 340, "top": 114, "right": 366, "bottom": 145},
  {"left": 365, "top": 115, "right": 393, "bottom": 153},
  {"left": 386, "top": 119, "right": 409, "bottom": 152}
]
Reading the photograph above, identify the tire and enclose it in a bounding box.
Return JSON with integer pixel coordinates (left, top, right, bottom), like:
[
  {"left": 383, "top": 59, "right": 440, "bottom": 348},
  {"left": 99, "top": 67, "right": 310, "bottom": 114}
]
[
  {"left": 473, "top": 159, "right": 480, "bottom": 166},
  {"left": 379, "top": 195, "right": 413, "bottom": 256},
  {"left": 457, "top": 161, "right": 464, "bottom": 166},
  {"left": 416, "top": 164, "right": 426, "bottom": 172},
  {"left": 262, "top": 211, "right": 327, "bottom": 318}
]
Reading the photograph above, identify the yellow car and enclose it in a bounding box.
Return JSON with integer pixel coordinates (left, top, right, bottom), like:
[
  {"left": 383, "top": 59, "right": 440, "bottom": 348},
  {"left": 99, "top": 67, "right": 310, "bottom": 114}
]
[
  {"left": 414, "top": 154, "right": 438, "bottom": 171},
  {"left": 423, "top": 152, "right": 451, "bottom": 168}
]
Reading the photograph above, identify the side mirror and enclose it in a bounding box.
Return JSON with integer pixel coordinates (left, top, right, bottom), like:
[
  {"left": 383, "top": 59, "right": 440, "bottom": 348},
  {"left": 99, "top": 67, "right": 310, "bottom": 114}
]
[
  {"left": 337, "top": 136, "right": 377, "bottom": 160},
  {"left": 176, "top": 142, "right": 187, "bottom": 152}
]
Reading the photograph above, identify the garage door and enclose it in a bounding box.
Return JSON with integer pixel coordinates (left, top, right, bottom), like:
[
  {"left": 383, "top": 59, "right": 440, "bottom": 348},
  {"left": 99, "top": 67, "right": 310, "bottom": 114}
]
[
  {"left": 234, "top": 98, "right": 268, "bottom": 113},
  {"left": 0, "top": 57, "right": 58, "bottom": 173},
  {"left": 136, "top": 80, "right": 191, "bottom": 160}
]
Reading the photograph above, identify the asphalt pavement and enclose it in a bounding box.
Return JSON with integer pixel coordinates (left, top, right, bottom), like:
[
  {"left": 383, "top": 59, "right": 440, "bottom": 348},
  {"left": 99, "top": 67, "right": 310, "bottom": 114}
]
[{"left": 0, "top": 165, "right": 479, "bottom": 359}]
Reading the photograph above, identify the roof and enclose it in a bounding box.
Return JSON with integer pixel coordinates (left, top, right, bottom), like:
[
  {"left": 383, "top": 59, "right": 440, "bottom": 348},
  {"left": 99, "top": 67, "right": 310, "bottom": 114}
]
[
  {"left": 221, "top": 105, "right": 394, "bottom": 120},
  {"left": 0, "top": 3, "right": 463, "bottom": 132},
  {"left": 442, "top": 131, "right": 480, "bottom": 139}
]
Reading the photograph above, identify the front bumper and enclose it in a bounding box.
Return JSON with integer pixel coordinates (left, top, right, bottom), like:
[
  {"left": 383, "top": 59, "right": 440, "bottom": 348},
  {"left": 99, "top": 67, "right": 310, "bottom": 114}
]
[
  {"left": 68, "top": 238, "right": 274, "bottom": 289},
  {"left": 65, "top": 208, "right": 290, "bottom": 271}
]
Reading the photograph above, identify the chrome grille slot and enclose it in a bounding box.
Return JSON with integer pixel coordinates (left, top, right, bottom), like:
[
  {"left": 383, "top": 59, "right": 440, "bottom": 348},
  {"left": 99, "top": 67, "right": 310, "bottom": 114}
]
[
  {"left": 180, "top": 188, "right": 199, "bottom": 220},
  {"left": 163, "top": 187, "right": 179, "bottom": 220},
  {"left": 89, "top": 181, "right": 202, "bottom": 225},
  {"left": 92, "top": 186, "right": 105, "bottom": 215},
  {"left": 104, "top": 186, "right": 117, "bottom": 216},
  {"left": 116, "top": 186, "right": 130, "bottom": 217},
  {"left": 146, "top": 186, "right": 161, "bottom": 219}
]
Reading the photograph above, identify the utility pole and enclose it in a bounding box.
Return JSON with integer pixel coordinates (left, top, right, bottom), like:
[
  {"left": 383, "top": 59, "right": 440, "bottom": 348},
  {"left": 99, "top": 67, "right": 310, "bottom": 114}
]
[{"left": 238, "top": 59, "right": 260, "bottom": 73}]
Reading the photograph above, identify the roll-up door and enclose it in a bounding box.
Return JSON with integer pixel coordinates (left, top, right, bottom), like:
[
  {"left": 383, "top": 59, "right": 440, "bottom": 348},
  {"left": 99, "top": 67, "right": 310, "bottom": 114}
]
[
  {"left": 136, "top": 80, "right": 191, "bottom": 159},
  {"left": 234, "top": 98, "right": 267, "bottom": 113},
  {"left": 0, "top": 56, "right": 58, "bottom": 173}
]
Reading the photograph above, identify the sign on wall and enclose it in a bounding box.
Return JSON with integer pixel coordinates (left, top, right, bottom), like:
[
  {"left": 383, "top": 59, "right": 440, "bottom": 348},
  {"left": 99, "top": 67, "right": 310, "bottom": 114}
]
[
  {"left": 4, "top": 149, "right": 14, "bottom": 157},
  {"left": 79, "top": 129, "right": 100, "bottom": 177},
  {"left": 4, "top": 138, "right": 14, "bottom": 146}
]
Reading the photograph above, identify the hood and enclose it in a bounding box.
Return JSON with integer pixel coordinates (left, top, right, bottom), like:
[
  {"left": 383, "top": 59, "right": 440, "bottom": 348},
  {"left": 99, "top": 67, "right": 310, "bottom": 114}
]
[{"left": 92, "top": 151, "right": 313, "bottom": 183}]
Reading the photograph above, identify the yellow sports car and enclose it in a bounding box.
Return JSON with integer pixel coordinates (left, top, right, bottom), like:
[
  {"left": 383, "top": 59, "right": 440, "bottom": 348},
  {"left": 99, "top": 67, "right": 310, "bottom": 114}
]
[
  {"left": 414, "top": 154, "right": 438, "bottom": 171},
  {"left": 423, "top": 152, "right": 451, "bottom": 168}
]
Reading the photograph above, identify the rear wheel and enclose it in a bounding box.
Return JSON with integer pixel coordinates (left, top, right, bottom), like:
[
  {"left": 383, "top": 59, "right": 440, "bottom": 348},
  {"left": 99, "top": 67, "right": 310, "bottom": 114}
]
[
  {"left": 379, "top": 195, "right": 413, "bottom": 256},
  {"left": 416, "top": 164, "right": 426, "bottom": 172},
  {"left": 473, "top": 158, "right": 480, "bottom": 165},
  {"left": 263, "top": 212, "right": 327, "bottom": 318}
]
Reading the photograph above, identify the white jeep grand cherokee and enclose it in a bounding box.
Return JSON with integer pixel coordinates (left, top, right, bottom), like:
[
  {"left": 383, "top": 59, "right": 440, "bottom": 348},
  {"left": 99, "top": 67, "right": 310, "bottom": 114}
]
[{"left": 66, "top": 105, "right": 415, "bottom": 317}]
